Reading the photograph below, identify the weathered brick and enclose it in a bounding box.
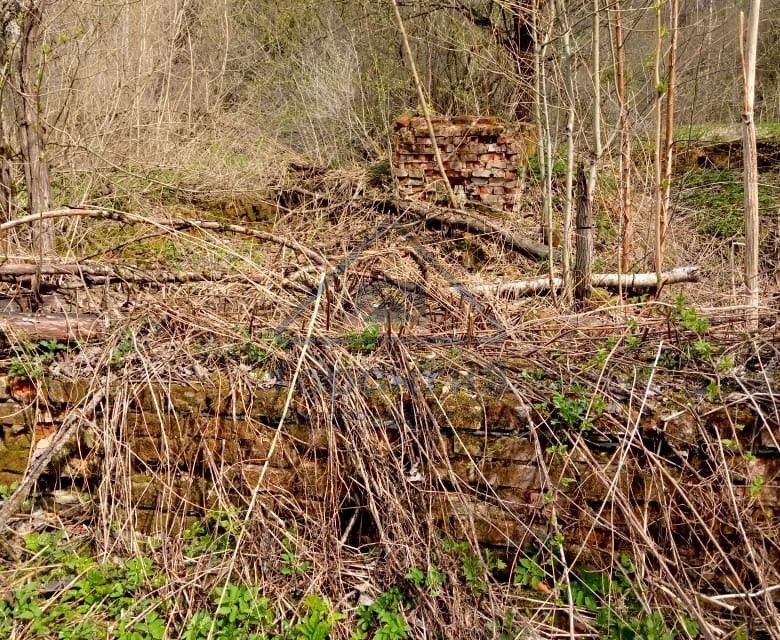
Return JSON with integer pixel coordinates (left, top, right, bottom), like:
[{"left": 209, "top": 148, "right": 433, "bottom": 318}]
[
  {"left": 131, "top": 472, "right": 206, "bottom": 511},
  {"left": 0, "top": 431, "right": 31, "bottom": 473},
  {"left": 0, "top": 402, "right": 34, "bottom": 426},
  {"left": 44, "top": 378, "right": 91, "bottom": 404},
  {"left": 453, "top": 433, "right": 536, "bottom": 461},
  {"left": 434, "top": 457, "right": 541, "bottom": 490}
]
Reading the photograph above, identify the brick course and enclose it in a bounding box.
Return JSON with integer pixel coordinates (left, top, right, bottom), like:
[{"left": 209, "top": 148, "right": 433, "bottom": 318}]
[{"left": 392, "top": 115, "right": 536, "bottom": 211}]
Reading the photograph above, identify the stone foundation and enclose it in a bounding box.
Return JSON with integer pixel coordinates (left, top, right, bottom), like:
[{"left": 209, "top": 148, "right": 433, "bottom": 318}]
[
  {"left": 0, "top": 370, "right": 777, "bottom": 558},
  {"left": 392, "top": 115, "right": 535, "bottom": 211}
]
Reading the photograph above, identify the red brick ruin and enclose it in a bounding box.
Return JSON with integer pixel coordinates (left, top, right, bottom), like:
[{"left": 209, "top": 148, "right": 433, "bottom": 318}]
[{"left": 392, "top": 115, "right": 535, "bottom": 211}]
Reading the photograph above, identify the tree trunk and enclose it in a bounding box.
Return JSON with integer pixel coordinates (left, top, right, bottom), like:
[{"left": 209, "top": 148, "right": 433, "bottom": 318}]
[
  {"left": 0, "top": 143, "right": 14, "bottom": 224},
  {"left": 510, "top": 1, "right": 535, "bottom": 121},
  {"left": 466, "top": 266, "right": 700, "bottom": 297},
  {"left": 13, "top": 1, "right": 53, "bottom": 253},
  {"left": 574, "top": 165, "right": 593, "bottom": 301},
  {"left": 741, "top": 2, "right": 761, "bottom": 329},
  {"left": 0, "top": 311, "right": 101, "bottom": 341},
  {"left": 614, "top": 0, "right": 632, "bottom": 274},
  {"left": 557, "top": 0, "right": 576, "bottom": 302},
  {"left": 653, "top": 2, "right": 664, "bottom": 279},
  {"left": 661, "top": 0, "right": 679, "bottom": 248}
]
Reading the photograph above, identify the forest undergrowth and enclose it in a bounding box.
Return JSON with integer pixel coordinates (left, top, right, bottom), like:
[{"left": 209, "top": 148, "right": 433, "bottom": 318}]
[{"left": 0, "top": 154, "right": 777, "bottom": 640}]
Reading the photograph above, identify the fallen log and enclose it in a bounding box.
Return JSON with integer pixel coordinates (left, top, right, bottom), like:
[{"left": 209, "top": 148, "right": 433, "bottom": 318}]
[
  {"left": 461, "top": 266, "right": 700, "bottom": 297},
  {"left": 367, "top": 197, "right": 551, "bottom": 261},
  {"left": 0, "top": 312, "right": 103, "bottom": 341}
]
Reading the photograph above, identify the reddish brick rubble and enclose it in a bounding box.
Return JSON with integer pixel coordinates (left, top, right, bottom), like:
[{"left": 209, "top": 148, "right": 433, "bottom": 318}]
[{"left": 392, "top": 115, "right": 536, "bottom": 211}]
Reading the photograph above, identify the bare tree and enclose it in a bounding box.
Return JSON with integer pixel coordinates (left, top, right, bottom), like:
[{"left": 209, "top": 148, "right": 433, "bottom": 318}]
[
  {"left": 741, "top": 0, "right": 761, "bottom": 328},
  {"left": 578, "top": 0, "right": 602, "bottom": 303},
  {"left": 661, "top": 0, "right": 679, "bottom": 254},
  {"left": 574, "top": 164, "right": 593, "bottom": 302},
  {"left": 653, "top": 0, "right": 664, "bottom": 281},
  {"left": 557, "top": 0, "right": 576, "bottom": 302},
  {"left": 8, "top": 0, "right": 53, "bottom": 252}
]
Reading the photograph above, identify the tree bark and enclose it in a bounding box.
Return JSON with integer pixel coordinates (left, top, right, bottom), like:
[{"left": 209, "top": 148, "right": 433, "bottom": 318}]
[
  {"left": 556, "top": 0, "right": 576, "bottom": 302},
  {"left": 661, "top": 0, "right": 679, "bottom": 249},
  {"left": 613, "top": 0, "right": 632, "bottom": 274},
  {"left": 653, "top": 2, "right": 664, "bottom": 279},
  {"left": 0, "top": 143, "right": 15, "bottom": 224},
  {"left": 741, "top": 3, "right": 761, "bottom": 329},
  {"left": 574, "top": 165, "right": 593, "bottom": 301},
  {"left": 465, "top": 267, "right": 700, "bottom": 297},
  {"left": 0, "top": 311, "right": 101, "bottom": 341},
  {"left": 13, "top": 1, "right": 53, "bottom": 253}
]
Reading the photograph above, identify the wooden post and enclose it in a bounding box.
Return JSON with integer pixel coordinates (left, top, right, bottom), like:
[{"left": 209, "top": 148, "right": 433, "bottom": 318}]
[
  {"left": 574, "top": 165, "right": 593, "bottom": 302},
  {"left": 741, "top": 3, "right": 761, "bottom": 329}
]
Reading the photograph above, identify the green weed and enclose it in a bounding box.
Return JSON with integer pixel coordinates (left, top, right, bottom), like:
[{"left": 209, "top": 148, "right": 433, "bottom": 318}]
[
  {"left": 280, "top": 529, "right": 311, "bottom": 576},
  {"left": 346, "top": 324, "right": 380, "bottom": 355},
  {"left": 351, "top": 588, "right": 409, "bottom": 640},
  {"left": 8, "top": 339, "right": 69, "bottom": 381},
  {"left": 442, "top": 539, "right": 506, "bottom": 595},
  {"left": 404, "top": 564, "right": 445, "bottom": 596}
]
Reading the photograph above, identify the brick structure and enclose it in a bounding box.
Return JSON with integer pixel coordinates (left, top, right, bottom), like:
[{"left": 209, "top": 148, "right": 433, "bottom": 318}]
[
  {"left": 392, "top": 115, "right": 536, "bottom": 211},
  {"left": 0, "top": 368, "right": 777, "bottom": 559}
]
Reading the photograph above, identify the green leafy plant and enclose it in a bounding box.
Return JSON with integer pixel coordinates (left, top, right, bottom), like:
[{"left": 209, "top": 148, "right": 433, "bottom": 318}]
[
  {"left": 404, "top": 564, "right": 444, "bottom": 596},
  {"left": 112, "top": 332, "right": 136, "bottom": 365},
  {"left": 233, "top": 330, "right": 291, "bottom": 366},
  {"left": 549, "top": 390, "right": 605, "bottom": 433},
  {"left": 750, "top": 474, "right": 765, "bottom": 498},
  {"left": 280, "top": 529, "right": 311, "bottom": 576},
  {"left": 513, "top": 555, "right": 545, "bottom": 589},
  {"left": 665, "top": 296, "right": 717, "bottom": 366},
  {"left": 673, "top": 295, "right": 710, "bottom": 335},
  {"left": 351, "top": 588, "right": 408, "bottom": 640},
  {"left": 346, "top": 324, "right": 380, "bottom": 355},
  {"left": 183, "top": 510, "right": 242, "bottom": 557},
  {"left": 8, "top": 339, "right": 69, "bottom": 381},
  {"left": 292, "top": 594, "right": 343, "bottom": 640},
  {"left": 443, "top": 539, "right": 505, "bottom": 595},
  {"left": 546, "top": 444, "right": 569, "bottom": 457},
  {"left": 0, "top": 481, "right": 19, "bottom": 499}
]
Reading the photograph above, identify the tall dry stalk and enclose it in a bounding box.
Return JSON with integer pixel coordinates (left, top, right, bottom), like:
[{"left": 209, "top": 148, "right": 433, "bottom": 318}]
[{"left": 741, "top": 2, "right": 761, "bottom": 328}]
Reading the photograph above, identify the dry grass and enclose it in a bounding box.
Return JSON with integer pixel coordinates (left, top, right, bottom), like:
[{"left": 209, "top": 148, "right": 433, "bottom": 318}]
[{"left": 0, "top": 161, "right": 777, "bottom": 639}]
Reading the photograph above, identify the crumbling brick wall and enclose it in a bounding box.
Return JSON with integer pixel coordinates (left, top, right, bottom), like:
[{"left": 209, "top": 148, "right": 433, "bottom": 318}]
[
  {"left": 0, "top": 370, "right": 777, "bottom": 557},
  {"left": 392, "top": 115, "right": 535, "bottom": 211}
]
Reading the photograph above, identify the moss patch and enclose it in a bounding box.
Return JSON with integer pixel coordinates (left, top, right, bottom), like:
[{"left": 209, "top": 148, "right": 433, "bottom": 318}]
[{"left": 679, "top": 168, "right": 780, "bottom": 238}]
